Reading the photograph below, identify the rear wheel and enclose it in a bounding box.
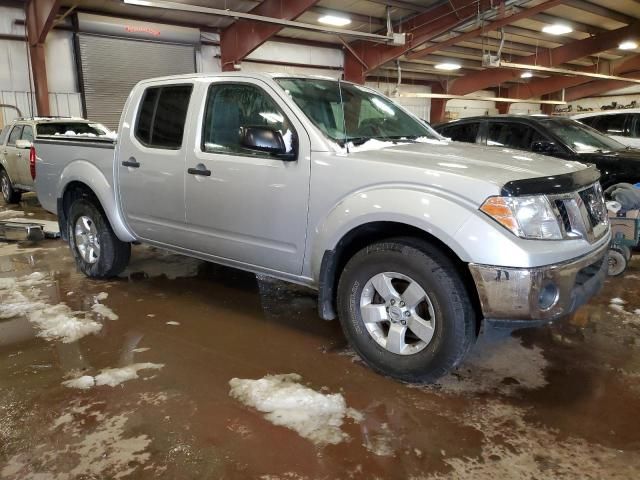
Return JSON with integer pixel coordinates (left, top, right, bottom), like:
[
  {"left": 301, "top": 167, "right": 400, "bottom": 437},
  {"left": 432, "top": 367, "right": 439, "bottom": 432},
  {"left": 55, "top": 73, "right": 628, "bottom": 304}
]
[
  {"left": 68, "top": 198, "right": 130, "bottom": 278},
  {"left": 1, "top": 169, "right": 21, "bottom": 204},
  {"left": 337, "top": 238, "right": 477, "bottom": 383}
]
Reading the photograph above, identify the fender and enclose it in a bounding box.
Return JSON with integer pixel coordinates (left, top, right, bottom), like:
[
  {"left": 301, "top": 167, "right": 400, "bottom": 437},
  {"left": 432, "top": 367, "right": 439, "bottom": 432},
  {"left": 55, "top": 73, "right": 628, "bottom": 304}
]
[
  {"left": 308, "top": 186, "right": 478, "bottom": 281},
  {"left": 57, "top": 160, "right": 136, "bottom": 242}
]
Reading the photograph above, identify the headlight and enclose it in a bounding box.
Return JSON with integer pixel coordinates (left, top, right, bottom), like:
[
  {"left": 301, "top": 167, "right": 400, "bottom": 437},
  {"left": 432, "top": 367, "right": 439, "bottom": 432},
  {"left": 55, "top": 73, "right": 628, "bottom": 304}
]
[{"left": 480, "top": 195, "right": 562, "bottom": 240}]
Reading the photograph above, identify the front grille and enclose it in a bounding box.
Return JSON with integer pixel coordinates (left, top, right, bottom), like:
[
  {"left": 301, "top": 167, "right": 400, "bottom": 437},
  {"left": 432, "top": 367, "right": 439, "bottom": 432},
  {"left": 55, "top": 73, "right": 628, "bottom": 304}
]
[
  {"left": 578, "top": 185, "right": 606, "bottom": 228},
  {"left": 549, "top": 182, "right": 607, "bottom": 242}
]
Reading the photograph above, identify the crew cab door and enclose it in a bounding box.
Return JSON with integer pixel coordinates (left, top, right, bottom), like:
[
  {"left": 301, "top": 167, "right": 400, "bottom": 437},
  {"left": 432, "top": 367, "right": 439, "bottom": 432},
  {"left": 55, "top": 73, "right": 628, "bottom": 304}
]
[
  {"left": 15, "top": 125, "right": 34, "bottom": 185},
  {"left": 183, "top": 78, "right": 310, "bottom": 275},
  {"left": 117, "top": 83, "right": 194, "bottom": 246}
]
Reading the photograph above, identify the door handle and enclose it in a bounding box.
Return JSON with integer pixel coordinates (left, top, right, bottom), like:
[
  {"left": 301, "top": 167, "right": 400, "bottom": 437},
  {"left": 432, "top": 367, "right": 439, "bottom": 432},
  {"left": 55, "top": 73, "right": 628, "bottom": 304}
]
[
  {"left": 122, "top": 158, "right": 140, "bottom": 168},
  {"left": 187, "top": 167, "right": 211, "bottom": 177}
]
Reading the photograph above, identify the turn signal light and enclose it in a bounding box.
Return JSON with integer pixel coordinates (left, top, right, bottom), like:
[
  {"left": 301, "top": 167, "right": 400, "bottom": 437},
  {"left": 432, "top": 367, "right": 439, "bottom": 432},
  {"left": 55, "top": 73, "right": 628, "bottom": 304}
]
[{"left": 480, "top": 197, "right": 519, "bottom": 233}]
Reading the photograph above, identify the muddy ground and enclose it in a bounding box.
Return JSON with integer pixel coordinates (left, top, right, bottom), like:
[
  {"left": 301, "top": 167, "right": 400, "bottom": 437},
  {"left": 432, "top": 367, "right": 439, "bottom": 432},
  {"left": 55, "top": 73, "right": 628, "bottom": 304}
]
[{"left": 1, "top": 195, "right": 639, "bottom": 479}]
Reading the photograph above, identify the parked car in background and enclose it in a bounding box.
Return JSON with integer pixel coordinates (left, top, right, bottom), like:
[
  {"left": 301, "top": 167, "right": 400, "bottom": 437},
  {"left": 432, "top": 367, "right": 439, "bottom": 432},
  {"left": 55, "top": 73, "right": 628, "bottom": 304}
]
[
  {"left": 35, "top": 73, "right": 609, "bottom": 382},
  {"left": 0, "top": 117, "right": 114, "bottom": 204},
  {"left": 434, "top": 115, "right": 640, "bottom": 189},
  {"left": 572, "top": 109, "right": 640, "bottom": 148}
]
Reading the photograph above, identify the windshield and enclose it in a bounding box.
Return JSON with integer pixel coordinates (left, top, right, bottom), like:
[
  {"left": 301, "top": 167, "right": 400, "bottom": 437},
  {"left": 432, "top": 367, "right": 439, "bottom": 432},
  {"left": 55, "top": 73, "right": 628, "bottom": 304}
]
[
  {"left": 540, "top": 118, "right": 625, "bottom": 153},
  {"left": 275, "top": 78, "right": 440, "bottom": 146},
  {"left": 36, "top": 122, "right": 114, "bottom": 138}
]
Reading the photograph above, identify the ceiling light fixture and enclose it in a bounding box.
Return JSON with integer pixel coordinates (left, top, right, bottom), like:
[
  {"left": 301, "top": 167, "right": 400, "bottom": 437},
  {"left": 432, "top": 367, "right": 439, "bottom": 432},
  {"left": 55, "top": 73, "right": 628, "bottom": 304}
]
[
  {"left": 521, "top": 71, "right": 533, "bottom": 78},
  {"left": 619, "top": 40, "right": 638, "bottom": 50},
  {"left": 435, "top": 62, "right": 461, "bottom": 71},
  {"left": 542, "top": 24, "right": 573, "bottom": 35},
  {"left": 318, "top": 15, "right": 351, "bottom": 27}
]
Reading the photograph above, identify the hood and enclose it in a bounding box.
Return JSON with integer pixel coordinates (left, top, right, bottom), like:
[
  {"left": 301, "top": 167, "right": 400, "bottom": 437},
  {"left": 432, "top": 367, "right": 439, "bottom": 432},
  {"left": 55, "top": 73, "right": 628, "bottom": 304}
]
[{"left": 344, "top": 139, "right": 589, "bottom": 190}]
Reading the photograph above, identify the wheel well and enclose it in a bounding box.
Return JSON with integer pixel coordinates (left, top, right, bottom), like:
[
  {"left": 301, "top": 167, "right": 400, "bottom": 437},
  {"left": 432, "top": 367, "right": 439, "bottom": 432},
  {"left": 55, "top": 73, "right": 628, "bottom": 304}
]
[
  {"left": 317, "top": 221, "right": 482, "bottom": 327},
  {"left": 59, "top": 182, "right": 100, "bottom": 241}
]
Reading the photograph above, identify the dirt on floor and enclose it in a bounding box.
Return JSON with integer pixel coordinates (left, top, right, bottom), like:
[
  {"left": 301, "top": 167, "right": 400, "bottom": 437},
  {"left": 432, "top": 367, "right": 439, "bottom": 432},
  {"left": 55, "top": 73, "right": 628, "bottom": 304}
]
[{"left": 1, "top": 195, "right": 639, "bottom": 479}]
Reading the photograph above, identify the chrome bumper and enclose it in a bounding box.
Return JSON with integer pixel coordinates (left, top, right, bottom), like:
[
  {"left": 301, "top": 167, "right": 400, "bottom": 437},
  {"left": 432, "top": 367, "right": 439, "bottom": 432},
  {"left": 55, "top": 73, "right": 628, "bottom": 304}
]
[{"left": 469, "top": 241, "right": 609, "bottom": 323}]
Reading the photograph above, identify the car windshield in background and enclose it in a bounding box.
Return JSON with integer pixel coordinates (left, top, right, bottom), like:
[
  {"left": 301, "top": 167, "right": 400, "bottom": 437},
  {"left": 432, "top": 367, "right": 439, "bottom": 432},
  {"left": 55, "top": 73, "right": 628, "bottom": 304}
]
[
  {"left": 540, "top": 118, "right": 625, "bottom": 153},
  {"left": 276, "top": 78, "right": 439, "bottom": 146},
  {"left": 37, "top": 122, "right": 113, "bottom": 138}
]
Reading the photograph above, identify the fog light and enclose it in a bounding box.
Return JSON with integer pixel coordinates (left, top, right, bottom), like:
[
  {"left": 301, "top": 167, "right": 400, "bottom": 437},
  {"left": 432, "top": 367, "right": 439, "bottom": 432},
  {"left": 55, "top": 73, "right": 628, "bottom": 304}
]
[{"left": 538, "top": 282, "right": 559, "bottom": 310}]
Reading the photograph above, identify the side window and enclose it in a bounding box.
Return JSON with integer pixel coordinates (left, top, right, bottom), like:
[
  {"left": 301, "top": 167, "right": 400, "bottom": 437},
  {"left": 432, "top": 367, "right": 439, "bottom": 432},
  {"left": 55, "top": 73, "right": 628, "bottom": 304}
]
[
  {"left": 598, "top": 114, "right": 628, "bottom": 135},
  {"left": 631, "top": 114, "right": 640, "bottom": 137},
  {"left": 201, "top": 83, "right": 296, "bottom": 157},
  {"left": 487, "top": 122, "right": 534, "bottom": 150},
  {"left": 134, "top": 84, "right": 193, "bottom": 149},
  {"left": 578, "top": 116, "right": 599, "bottom": 129},
  {"left": 443, "top": 123, "right": 479, "bottom": 143},
  {"left": 0, "top": 125, "right": 9, "bottom": 145},
  {"left": 21, "top": 125, "right": 34, "bottom": 142},
  {"left": 7, "top": 126, "right": 23, "bottom": 146}
]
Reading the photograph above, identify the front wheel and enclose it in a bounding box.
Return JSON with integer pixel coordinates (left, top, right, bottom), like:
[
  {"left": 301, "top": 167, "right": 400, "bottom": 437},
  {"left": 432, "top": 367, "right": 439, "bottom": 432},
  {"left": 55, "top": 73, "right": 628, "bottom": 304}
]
[
  {"left": 1, "top": 169, "right": 21, "bottom": 204},
  {"left": 68, "top": 198, "right": 130, "bottom": 278},
  {"left": 337, "top": 238, "right": 477, "bottom": 383}
]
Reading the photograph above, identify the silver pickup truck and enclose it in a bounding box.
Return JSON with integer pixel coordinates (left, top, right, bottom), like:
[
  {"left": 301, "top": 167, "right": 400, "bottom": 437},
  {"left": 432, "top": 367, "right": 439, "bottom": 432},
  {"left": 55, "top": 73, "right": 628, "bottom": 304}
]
[{"left": 35, "top": 73, "right": 610, "bottom": 382}]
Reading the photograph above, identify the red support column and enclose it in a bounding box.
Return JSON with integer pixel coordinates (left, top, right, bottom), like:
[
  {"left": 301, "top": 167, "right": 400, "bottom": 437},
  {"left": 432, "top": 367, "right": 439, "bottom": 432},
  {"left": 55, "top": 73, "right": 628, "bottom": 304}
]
[
  {"left": 25, "top": 0, "right": 61, "bottom": 116},
  {"left": 429, "top": 85, "right": 447, "bottom": 124}
]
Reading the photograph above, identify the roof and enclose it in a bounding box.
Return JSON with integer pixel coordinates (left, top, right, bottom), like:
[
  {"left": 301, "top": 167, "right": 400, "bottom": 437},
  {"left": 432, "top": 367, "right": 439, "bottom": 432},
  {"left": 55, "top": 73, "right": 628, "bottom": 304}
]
[{"left": 572, "top": 108, "right": 640, "bottom": 119}]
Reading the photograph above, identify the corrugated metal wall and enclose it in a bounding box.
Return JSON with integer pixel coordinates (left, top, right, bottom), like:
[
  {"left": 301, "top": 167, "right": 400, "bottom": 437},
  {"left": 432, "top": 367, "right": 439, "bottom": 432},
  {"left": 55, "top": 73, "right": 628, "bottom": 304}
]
[{"left": 77, "top": 34, "right": 196, "bottom": 129}]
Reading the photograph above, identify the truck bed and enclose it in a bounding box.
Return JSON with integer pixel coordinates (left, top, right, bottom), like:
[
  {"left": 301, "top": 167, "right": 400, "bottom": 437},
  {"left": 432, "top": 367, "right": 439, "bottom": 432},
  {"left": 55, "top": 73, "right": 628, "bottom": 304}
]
[{"left": 34, "top": 136, "right": 116, "bottom": 215}]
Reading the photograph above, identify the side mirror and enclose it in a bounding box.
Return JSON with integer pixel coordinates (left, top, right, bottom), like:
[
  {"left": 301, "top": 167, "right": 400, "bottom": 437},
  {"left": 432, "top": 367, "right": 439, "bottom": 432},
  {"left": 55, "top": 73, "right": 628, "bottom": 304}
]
[
  {"left": 15, "top": 139, "right": 32, "bottom": 149},
  {"left": 240, "top": 126, "right": 294, "bottom": 159},
  {"left": 532, "top": 140, "right": 557, "bottom": 154}
]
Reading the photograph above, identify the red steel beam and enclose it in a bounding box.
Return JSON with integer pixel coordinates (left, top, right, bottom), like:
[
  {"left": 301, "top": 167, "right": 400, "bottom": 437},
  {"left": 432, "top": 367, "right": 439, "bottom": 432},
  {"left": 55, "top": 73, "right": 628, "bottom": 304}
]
[
  {"left": 25, "top": 0, "right": 61, "bottom": 116},
  {"left": 406, "top": 0, "right": 565, "bottom": 61},
  {"left": 220, "top": 0, "right": 320, "bottom": 71},
  {"left": 344, "top": 0, "right": 496, "bottom": 84},
  {"left": 564, "top": 72, "right": 640, "bottom": 102},
  {"left": 448, "top": 21, "right": 640, "bottom": 95},
  {"left": 506, "top": 54, "right": 640, "bottom": 100}
]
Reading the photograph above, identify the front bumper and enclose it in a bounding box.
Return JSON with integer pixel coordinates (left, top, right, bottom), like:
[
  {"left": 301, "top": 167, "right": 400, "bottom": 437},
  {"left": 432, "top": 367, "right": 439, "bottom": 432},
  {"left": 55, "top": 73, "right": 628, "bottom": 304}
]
[{"left": 469, "top": 240, "right": 609, "bottom": 324}]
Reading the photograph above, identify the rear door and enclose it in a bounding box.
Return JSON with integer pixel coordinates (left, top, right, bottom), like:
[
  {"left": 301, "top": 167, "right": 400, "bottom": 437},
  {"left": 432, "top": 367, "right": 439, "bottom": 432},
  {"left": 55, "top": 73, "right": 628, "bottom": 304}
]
[
  {"left": 117, "top": 83, "right": 194, "bottom": 246},
  {"left": 3, "top": 125, "right": 23, "bottom": 184},
  {"left": 627, "top": 114, "right": 640, "bottom": 148},
  {"left": 595, "top": 113, "right": 630, "bottom": 145},
  {"left": 183, "top": 78, "right": 311, "bottom": 275}
]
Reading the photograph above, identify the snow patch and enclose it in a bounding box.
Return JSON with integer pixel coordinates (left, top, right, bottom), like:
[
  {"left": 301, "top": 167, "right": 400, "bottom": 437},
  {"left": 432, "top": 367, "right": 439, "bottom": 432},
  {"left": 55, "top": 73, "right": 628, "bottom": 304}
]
[
  {"left": 62, "top": 375, "right": 96, "bottom": 390},
  {"left": 63, "top": 363, "right": 164, "bottom": 390},
  {"left": 91, "top": 303, "right": 119, "bottom": 321},
  {"left": 96, "top": 292, "right": 109, "bottom": 301},
  {"left": 229, "top": 373, "right": 362, "bottom": 446},
  {"left": 610, "top": 303, "right": 626, "bottom": 312},
  {"left": 610, "top": 297, "right": 626, "bottom": 305},
  {"left": 166, "top": 321, "right": 180, "bottom": 326}
]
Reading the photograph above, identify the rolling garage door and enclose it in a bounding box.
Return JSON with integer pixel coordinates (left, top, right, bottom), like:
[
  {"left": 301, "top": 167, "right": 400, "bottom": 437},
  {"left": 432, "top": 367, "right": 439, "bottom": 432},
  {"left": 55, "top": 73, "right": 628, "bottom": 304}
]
[{"left": 77, "top": 34, "right": 195, "bottom": 129}]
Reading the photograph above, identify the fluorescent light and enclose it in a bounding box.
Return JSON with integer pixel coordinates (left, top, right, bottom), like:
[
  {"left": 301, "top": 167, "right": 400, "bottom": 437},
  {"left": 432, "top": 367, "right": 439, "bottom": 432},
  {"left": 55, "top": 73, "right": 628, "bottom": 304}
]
[
  {"left": 619, "top": 40, "right": 638, "bottom": 50},
  {"left": 318, "top": 15, "right": 351, "bottom": 27},
  {"left": 435, "top": 62, "right": 461, "bottom": 71},
  {"left": 542, "top": 24, "right": 573, "bottom": 35},
  {"left": 123, "top": 0, "right": 153, "bottom": 5},
  {"left": 521, "top": 71, "right": 533, "bottom": 78}
]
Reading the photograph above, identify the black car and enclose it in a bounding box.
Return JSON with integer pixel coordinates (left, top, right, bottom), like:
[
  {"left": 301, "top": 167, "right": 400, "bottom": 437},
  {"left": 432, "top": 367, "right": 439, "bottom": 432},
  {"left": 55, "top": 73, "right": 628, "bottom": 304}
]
[{"left": 434, "top": 115, "right": 640, "bottom": 189}]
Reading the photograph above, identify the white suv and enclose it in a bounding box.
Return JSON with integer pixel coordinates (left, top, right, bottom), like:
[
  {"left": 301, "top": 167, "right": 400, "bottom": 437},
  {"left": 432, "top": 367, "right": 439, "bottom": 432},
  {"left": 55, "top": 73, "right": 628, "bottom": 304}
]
[
  {"left": 572, "top": 109, "right": 640, "bottom": 149},
  {"left": 0, "top": 117, "right": 114, "bottom": 203}
]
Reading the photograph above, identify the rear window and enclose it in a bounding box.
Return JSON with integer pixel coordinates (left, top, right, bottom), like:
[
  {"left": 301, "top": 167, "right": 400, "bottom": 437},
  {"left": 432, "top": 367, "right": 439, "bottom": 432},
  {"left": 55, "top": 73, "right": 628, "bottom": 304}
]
[
  {"left": 37, "top": 122, "right": 112, "bottom": 138},
  {"left": 440, "top": 122, "right": 479, "bottom": 143},
  {"left": 135, "top": 84, "right": 193, "bottom": 149}
]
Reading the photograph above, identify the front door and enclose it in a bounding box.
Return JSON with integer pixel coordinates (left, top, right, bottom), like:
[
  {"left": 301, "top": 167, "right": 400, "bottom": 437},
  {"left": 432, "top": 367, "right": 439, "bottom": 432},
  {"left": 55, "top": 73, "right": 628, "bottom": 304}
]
[
  {"left": 16, "top": 125, "right": 34, "bottom": 185},
  {"left": 3, "top": 125, "right": 22, "bottom": 185},
  {"left": 116, "top": 83, "right": 194, "bottom": 247},
  {"left": 184, "top": 79, "right": 310, "bottom": 275}
]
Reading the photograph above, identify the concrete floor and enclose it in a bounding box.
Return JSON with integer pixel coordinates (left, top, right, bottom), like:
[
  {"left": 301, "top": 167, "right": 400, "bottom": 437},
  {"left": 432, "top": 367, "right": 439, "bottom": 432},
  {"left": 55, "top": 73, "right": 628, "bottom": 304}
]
[{"left": 1, "top": 195, "right": 639, "bottom": 480}]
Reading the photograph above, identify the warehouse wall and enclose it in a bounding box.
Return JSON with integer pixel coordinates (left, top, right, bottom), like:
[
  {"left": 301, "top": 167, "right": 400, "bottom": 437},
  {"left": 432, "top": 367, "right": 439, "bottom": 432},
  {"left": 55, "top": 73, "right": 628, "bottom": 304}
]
[
  {"left": 0, "top": 6, "right": 81, "bottom": 125},
  {"left": 365, "top": 80, "right": 431, "bottom": 121},
  {"left": 564, "top": 93, "right": 640, "bottom": 113}
]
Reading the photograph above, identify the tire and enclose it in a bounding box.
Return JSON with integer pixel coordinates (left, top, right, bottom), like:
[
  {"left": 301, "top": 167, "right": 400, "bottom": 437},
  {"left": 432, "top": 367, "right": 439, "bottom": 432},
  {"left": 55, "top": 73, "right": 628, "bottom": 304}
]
[
  {"left": 1, "top": 169, "right": 22, "bottom": 204},
  {"left": 607, "top": 248, "right": 627, "bottom": 277},
  {"left": 337, "top": 237, "right": 477, "bottom": 383},
  {"left": 68, "top": 198, "right": 130, "bottom": 278},
  {"left": 619, "top": 245, "right": 632, "bottom": 262}
]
